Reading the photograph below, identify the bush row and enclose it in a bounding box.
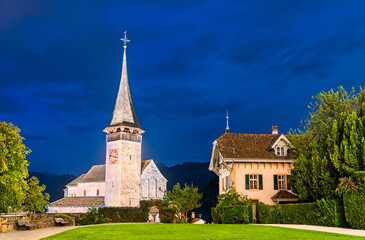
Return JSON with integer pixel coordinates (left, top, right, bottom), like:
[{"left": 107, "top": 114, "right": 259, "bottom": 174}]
[
  {"left": 257, "top": 199, "right": 345, "bottom": 227},
  {"left": 343, "top": 192, "right": 365, "bottom": 229},
  {"left": 211, "top": 205, "right": 252, "bottom": 224},
  {"left": 78, "top": 201, "right": 153, "bottom": 225},
  {"left": 258, "top": 202, "right": 319, "bottom": 225}
]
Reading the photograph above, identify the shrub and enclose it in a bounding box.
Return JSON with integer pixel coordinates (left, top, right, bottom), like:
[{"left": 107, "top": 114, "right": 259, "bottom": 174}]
[
  {"left": 211, "top": 189, "right": 253, "bottom": 224},
  {"left": 54, "top": 214, "right": 71, "bottom": 219},
  {"left": 98, "top": 201, "right": 152, "bottom": 223},
  {"left": 217, "top": 205, "right": 252, "bottom": 224},
  {"left": 211, "top": 207, "right": 220, "bottom": 224},
  {"left": 258, "top": 203, "right": 319, "bottom": 225},
  {"left": 343, "top": 192, "right": 365, "bottom": 229},
  {"left": 315, "top": 198, "right": 345, "bottom": 227},
  {"left": 77, "top": 201, "right": 153, "bottom": 225},
  {"left": 159, "top": 206, "right": 176, "bottom": 223}
]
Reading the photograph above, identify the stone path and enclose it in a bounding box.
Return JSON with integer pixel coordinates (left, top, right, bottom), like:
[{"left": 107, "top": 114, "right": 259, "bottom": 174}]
[
  {"left": 0, "top": 223, "right": 364, "bottom": 239},
  {"left": 260, "top": 224, "right": 365, "bottom": 237},
  {"left": 0, "top": 226, "right": 79, "bottom": 240}
]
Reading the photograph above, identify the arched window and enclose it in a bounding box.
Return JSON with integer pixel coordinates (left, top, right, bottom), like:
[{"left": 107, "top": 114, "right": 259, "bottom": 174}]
[
  {"left": 84, "top": 190, "right": 86, "bottom": 196},
  {"left": 97, "top": 189, "right": 99, "bottom": 196}
]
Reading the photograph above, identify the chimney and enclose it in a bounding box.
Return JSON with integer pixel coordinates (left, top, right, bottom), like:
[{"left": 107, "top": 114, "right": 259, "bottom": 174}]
[{"left": 272, "top": 126, "right": 278, "bottom": 134}]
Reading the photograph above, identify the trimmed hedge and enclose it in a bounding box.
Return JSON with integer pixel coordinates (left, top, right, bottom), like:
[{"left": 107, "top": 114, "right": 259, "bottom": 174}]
[
  {"left": 78, "top": 201, "right": 153, "bottom": 225},
  {"left": 99, "top": 201, "right": 152, "bottom": 223},
  {"left": 257, "top": 199, "right": 345, "bottom": 227},
  {"left": 258, "top": 203, "right": 319, "bottom": 225},
  {"left": 343, "top": 192, "right": 365, "bottom": 229},
  {"left": 212, "top": 205, "right": 252, "bottom": 224}
]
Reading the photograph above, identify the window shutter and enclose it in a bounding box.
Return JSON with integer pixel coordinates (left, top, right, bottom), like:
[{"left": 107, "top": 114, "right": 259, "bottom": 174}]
[
  {"left": 287, "top": 175, "right": 291, "bottom": 190},
  {"left": 259, "top": 174, "right": 263, "bottom": 190},
  {"left": 245, "top": 174, "right": 249, "bottom": 190},
  {"left": 273, "top": 175, "right": 278, "bottom": 190}
]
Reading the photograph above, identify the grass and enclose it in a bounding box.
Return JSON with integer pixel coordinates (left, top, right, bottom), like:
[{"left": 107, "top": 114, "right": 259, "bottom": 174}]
[{"left": 42, "top": 224, "right": 364, "bottom": 240}]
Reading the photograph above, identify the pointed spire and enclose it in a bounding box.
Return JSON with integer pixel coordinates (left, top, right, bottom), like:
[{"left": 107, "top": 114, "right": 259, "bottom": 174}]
[
  {"left": 225, "top": 110, "right": 230, "bottom": 133},
  {"left": 106, "top": 32, "right": 142, "bottom": 132}
]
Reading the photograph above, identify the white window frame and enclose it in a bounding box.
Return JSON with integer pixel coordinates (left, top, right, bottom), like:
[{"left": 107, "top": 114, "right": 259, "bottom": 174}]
[
  {"left": 276, "top": 146, "right": 286, "bottom": 156},
  {"left": 278, "top": 174, "right": 286, "bottom": 190},
  {"left": 249, "top": 174, "right": 258, "bottom": 190}
]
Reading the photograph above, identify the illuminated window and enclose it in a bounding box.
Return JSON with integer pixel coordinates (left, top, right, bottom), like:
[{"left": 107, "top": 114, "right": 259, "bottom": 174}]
[
  {"left": 250, "top": 174, "right": 258, "bottom": 190},
  {"left": 278, "top": 175, "right": 286, "bottom": 190}
]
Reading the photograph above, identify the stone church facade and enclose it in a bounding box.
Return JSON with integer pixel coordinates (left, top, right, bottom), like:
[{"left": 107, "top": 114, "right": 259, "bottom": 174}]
[{"left": 48, "top": 33, "right": 167, "bottom": 214}]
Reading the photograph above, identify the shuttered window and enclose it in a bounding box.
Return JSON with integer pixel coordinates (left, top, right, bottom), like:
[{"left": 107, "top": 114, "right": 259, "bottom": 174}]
[
  {"left": 274, "top": 175, "right": 278, "bottom": 190},
  {"left": 287, "top": 175, "right": 291, "bottom": 190},
  {"left": 245, "top": 174, "right": 263, "bottom": 190},
  {"left": 259, "top": 174, "right": 263, "bottom": 190},
  {"left": 245, "top": 174, "right": 249, "bottom": 190}
]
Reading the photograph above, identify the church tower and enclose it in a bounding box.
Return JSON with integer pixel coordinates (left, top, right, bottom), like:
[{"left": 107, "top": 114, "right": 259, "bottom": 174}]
[{"left": 104, "top": 32, "right": 144, "bottom": 207}]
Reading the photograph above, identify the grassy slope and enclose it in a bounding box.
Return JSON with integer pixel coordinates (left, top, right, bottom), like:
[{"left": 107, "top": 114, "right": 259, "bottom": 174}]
[{"left": 43, "top": 224, "right": 363, "bottom": 240}]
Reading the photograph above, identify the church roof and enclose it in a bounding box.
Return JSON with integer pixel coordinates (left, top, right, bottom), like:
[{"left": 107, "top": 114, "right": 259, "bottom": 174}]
[
  {"left": 50, "top": 197, "right": 105, "bottom": 207},
  {"left": 66, "top": 174, "right": 86, "bottom": 186},
  {"left": 79, "top": 164, "right": 105, "bottom": 183},
  {"left": 216, "top": 133, "right": 292, "bottom": 159},
  {"left": 141, "top": 159, "right": 152, "bottom": 172},
  {"left": 107, "top": 37, "right": 141, "bottom": 130},
  {"left": 66, "top": 160, "right": 153, "bottom": 186}
]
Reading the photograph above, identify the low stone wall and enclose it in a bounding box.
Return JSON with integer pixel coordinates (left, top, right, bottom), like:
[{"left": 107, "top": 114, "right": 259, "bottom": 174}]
[
  {"left": 0, "top": 213, "right": 75, "bottom": 233},
  {"left": 0, "top": 222, "right": 16, "bottom": 233}
]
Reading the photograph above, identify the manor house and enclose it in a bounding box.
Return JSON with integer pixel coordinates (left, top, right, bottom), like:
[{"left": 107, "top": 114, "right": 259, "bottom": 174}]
[
  {"left": 209, "top": 117, "right": 298, "bottom": 204},
  {"left": 48, "top": 33, "right": 167, "bottom": 213}
]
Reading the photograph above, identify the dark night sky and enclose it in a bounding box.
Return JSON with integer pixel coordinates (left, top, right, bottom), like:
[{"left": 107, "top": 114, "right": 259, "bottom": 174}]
[{"left": 1, "top": 0, "right": 365, "bottom": 175}]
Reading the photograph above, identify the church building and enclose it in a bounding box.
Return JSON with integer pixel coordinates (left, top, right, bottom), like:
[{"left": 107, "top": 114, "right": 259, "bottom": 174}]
[{"left": 48, "top": 32, "right": 167, "bottom": 213}]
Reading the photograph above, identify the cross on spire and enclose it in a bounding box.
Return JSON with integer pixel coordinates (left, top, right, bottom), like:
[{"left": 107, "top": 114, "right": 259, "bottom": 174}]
[
  {"left": 120, "top": 31, "right": 130, "bottom": 48},
  {"left": 226, "top": 110, "right": 230, "bottom": 133}
]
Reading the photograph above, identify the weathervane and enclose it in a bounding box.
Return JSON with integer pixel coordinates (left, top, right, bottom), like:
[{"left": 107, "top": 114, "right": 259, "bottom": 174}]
[{"left": 120, "top": 31, "right": 130, "bottom": 48}]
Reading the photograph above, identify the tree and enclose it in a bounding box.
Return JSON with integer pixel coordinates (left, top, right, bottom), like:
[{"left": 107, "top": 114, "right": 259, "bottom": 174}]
[
  {"left": 290, "top": 87, "right": 365, "bottom": 201},
  {"left": 24, "top": 176, "right": 50, "bottom": 219},
  {"left": 216, "top": 188, "right": 250, "bottom": 207},
  {"left": 163, "top": 183, "right": 203, "bottom": 223},
  {"left": 0, "top": 122, "right": 30, "bottom": 213}
]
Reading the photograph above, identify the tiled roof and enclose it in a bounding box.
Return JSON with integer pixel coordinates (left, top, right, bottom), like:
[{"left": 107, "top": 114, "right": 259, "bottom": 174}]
[
  {"left": 217, "top": 133, "right": 292, "bottom": 159},
  {"left": 271, "top": 190, "right": 298, "bottom": 200},
  {"left": 66, "top": 174, "right": 86, "bottom": 186},
  {"left": 141, "top": 160, "right": 152, "bottom": 173},
  {"left": 50, "top": 197, "right": 105, "bottom": 207},
  {"left": 79, "top": 165, "right": 105, "bottom": 183},
  {"left": 66, "top": 160, "right": 153, "bottom": 186}
]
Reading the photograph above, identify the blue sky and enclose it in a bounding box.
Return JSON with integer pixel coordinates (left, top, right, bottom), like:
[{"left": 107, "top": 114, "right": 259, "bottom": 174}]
[{"left": 1, "top": 0, "right": 365, "bottom": 175}]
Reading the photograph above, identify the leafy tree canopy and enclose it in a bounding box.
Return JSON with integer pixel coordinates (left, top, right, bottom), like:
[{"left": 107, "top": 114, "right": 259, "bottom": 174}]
[
  {"left": 290, "top": 87, "right": 365, "bottom": 201},
  {"left": 0, "top": 122, "right": 30, "bottom": 213},
  {"left": 216, "top": 188, "right": 250, "bottom": 207},
  {"left": 163, "top": 183, "right": 202, "bottom": 223},
  {"left": 24, "top": 176, "right": 50, "bottom": 219}
]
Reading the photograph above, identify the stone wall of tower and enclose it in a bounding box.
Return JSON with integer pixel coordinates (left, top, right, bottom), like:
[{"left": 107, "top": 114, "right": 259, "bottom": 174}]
[{"left": 105, "top": 138, "right": 141, "bottom": 207}]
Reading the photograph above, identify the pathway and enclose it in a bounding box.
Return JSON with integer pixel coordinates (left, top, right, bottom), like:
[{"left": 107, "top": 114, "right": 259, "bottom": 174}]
[{"left": 260, "top": 224, "right": 365, "bottom": 237}]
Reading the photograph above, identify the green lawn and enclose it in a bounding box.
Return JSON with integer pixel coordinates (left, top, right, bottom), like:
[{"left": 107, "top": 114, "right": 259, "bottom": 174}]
[{"left": 42, "top": 224, "right": 364, "bottom": 240}]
